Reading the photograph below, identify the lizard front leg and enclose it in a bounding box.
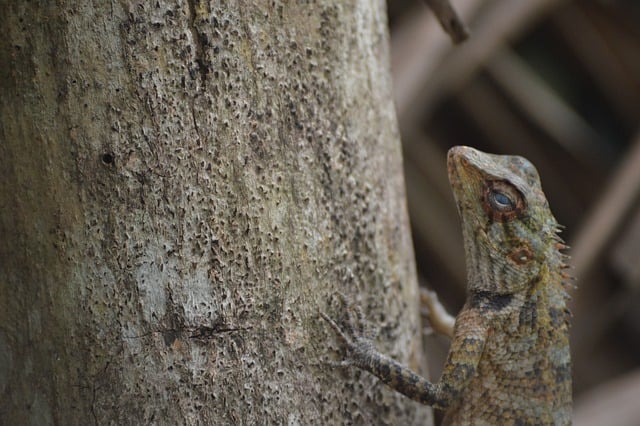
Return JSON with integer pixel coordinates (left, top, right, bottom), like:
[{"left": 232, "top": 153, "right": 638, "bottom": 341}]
[{"left": 322, "top": 298, "right": 488, "bottom": 411}]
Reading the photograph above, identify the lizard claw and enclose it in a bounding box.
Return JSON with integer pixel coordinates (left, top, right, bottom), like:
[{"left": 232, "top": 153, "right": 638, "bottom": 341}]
[
  {"left": 320, "top": 311, "right": 355, "bottom": 348},
  {"left": 320, "top": 294, "right": 375, "bottom": 367}
]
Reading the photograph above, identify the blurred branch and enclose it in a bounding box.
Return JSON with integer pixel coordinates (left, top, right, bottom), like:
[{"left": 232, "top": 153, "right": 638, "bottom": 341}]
[
  {"left": 398, "top": 0, "right": 568, "bottom": 126},
  {"left": 570, "top": 132, "right": 640, "bottom": 280},
  {"left": 391, "top": 0, "right": 484, "bottom": 121},
  {"left": 551, "top": 3, "right": 640, "bottom": 126},
  {"left": 571, "top": 132, "right": 640, "bottom": 353},
  {"left": 487, "top": 50, "right": 608, "bottom": 171},
  {"left": 423, "top": 0, "right": 470, "bottom": 44},
  {"left": 611, "top": 205, "right": 640, "bottom": 287}
]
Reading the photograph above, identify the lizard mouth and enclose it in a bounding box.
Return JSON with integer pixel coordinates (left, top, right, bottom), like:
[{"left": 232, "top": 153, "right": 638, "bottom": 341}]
[
  {"left": 472, "top": 224, "right": 498, "bottom": 253},
  {"left": 446, "top": 146, "right": 467, "bottom": 185},
  {"left": 447, "top": 145, "right": 485, "bottom": 189},
  {"left": 447, "top": 146, "right": 486, "bottom": 219}
]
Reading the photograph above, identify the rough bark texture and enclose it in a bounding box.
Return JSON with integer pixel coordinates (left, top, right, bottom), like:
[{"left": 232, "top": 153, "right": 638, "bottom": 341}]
[{"left": 0, "top": 1, "right": 429, "bottom": 424}]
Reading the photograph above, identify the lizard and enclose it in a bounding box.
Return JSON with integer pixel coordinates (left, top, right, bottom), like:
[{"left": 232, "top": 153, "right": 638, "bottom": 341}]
[{"left": 322, "top": 145, "right": 574, "bottom": 425}]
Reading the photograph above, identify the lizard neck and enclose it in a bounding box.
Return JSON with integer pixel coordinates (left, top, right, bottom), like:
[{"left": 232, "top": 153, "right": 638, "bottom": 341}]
[
  {"left": 460, "top": 211, "right": 572, "bottom": 299},
  {"left": 463, "top": 225, "right": 572, "bottom": 308}
]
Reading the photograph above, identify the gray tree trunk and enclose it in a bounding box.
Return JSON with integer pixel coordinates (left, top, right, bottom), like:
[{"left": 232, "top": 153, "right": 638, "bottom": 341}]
[{"left": 0, "top": 1, "right": 430, "bottom": 424}]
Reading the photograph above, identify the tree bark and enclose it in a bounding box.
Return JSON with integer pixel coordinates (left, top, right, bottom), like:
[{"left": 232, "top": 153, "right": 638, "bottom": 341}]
[{"left": 0, "top": 1, "right": 430, "bottom": 424}]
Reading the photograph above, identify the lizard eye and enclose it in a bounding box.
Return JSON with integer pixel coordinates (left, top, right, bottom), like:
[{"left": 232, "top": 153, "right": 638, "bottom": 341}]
[
  {"left": 489, "top": 190, "right": 515, "bottom": 211},
  {"left": 482, "top": 181, "right": 525, "bottom": 221}
]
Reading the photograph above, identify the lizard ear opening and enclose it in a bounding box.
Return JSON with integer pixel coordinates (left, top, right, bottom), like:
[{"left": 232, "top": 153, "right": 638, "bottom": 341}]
[{"left": 482, "top": 180, "right": 525, "bottom": 222}]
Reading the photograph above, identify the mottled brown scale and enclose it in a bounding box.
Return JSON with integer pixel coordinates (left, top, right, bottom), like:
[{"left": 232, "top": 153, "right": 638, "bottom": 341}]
[{"left": 323, "top": 146, "right": 573, "bottom": 425}]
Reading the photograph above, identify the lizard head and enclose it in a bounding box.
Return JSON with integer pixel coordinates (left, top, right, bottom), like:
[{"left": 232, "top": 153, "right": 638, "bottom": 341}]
[{"left": 447, "top": 146, "right": 561, "bottom": 295}]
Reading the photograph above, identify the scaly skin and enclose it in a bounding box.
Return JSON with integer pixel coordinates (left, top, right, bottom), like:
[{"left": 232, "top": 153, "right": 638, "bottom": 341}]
[{"left": 323, "top": 146, "right": 573, "bottom": 425}]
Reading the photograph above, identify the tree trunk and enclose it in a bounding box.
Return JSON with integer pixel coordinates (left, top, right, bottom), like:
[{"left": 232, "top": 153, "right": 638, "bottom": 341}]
[{"left": 0, "top": 1, "right": 430, "bottom": 424}]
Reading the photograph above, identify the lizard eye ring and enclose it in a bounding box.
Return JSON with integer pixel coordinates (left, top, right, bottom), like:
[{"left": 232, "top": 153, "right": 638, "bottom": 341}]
[{"left": 482, "top": 180, "right": 525, "bottom": 221}]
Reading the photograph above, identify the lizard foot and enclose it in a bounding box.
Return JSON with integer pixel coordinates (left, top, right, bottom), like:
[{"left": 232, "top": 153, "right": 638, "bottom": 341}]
[{"left": 320, "top": 293, "right": 376, "bottom": 367}]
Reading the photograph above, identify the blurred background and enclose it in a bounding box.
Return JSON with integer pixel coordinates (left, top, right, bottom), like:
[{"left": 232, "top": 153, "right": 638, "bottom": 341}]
[{"left": 386, "top": 0, "right": 640, "bottom": 424}]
